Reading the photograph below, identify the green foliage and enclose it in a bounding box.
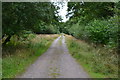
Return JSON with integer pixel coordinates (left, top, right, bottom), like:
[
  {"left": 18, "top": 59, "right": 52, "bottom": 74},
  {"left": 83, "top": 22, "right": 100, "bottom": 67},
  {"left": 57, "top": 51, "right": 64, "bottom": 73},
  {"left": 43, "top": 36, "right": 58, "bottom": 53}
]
[
  {"left": 65, "top": 15, "right": 118, "bottom": 49},
  {"left": 68, "top": 23, "right": 88, "bottom": 40},
  {"left": 86, "top": 16, "right": 118, "bottom": 46},
  {"left": 67, "top": 2, "right": 115, "bottom": 23},
  {"left": 33, "top": 21, "right": 59, "bottom": 34},
  {"left": 65, "top": 2, "right": 119, "bottom": 49},
  {"left": 68, "top": 23, "right": 80, "bottom": 38},
  {"left": 2, "top": 2, "right": 60, "bottom": 44}
]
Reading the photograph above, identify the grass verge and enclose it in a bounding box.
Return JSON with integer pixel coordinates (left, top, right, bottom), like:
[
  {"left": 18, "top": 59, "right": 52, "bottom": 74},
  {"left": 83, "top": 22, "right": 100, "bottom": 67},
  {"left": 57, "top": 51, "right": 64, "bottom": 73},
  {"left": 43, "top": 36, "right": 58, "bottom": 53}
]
[
  {"left": 2, "top": 34, "right": 59, "bottom": 78},
  {"left": 65, "top": 35, "right": 118, "bottom": 78}
]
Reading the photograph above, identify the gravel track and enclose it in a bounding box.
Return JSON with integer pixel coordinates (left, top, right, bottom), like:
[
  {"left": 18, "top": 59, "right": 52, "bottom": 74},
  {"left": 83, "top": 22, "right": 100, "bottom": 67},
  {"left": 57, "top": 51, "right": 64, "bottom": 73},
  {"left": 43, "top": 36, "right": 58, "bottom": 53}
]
[{"left": 18, "top": 35, "right": 89, "bottom": 78}]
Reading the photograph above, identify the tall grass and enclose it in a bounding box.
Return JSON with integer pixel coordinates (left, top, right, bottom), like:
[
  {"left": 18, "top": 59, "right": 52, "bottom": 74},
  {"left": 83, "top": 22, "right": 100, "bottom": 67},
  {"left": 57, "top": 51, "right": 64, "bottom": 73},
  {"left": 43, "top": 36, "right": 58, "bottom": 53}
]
[
  {"left": 66, "top": 35, "right": 118, "bottom": 78},
  {"left": 2, "top": 34, "right": 59, "bottom": 78}
]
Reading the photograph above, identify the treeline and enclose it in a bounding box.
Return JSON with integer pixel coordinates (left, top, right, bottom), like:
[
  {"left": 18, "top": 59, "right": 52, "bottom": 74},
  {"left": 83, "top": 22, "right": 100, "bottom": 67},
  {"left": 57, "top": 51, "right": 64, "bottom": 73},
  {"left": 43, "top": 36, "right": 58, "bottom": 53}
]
[
  {"left": 2, "top": 2, "right": 60, "bottom": 45},
  {"left": 61, "top": 2, "right": 119, "bottom": 49},
  {"left": 2, "top": 2, "right": 120, "bottom": 48}
]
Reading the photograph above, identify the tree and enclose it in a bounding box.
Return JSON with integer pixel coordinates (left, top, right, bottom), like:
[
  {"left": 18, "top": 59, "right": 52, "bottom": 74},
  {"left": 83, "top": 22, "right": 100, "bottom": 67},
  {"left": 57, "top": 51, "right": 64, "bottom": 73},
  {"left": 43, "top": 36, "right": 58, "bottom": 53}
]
[{"left": 2, "top": 2, "right": 60, "bottom": 45}]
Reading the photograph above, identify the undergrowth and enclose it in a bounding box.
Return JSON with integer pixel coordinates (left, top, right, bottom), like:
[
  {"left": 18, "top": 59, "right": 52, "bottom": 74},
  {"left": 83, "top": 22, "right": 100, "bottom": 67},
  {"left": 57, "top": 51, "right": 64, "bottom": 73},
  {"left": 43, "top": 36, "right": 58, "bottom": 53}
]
[
  {"left": 66, "top": 35, "right": 118, "bottom": 78},
  {"left": 2, "top": 34, "right": 59, "bottom": 78}
]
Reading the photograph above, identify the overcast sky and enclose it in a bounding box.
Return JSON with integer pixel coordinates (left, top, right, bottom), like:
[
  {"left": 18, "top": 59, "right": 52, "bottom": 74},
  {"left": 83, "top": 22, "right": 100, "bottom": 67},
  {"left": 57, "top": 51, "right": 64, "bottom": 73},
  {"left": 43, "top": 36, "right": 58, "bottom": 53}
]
[
  {"left": 57, "top": 2, "right": 69, "bottom": 22},
  {"left": 53, "top": 1, "right": 70, "bottom": 22}
]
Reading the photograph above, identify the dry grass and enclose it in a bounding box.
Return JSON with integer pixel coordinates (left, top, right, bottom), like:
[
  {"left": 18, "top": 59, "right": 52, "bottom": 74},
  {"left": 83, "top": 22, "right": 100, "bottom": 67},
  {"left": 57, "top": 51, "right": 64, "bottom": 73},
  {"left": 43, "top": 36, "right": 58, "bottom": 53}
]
[
  {"left": 32, "top": 34, "right": 59, "bottom": 43},
  {"left": 65, "top": 34, "right": 118, "bottom": 78},
  {"left": 2, "top": 34, "right": 59, "bottom": 78}
]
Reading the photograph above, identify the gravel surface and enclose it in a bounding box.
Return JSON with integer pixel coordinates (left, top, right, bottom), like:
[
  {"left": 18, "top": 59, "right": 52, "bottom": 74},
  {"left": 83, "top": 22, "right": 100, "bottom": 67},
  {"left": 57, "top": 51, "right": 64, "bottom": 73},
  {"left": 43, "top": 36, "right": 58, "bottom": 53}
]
[{"left": 18, "top": 35, "right": 89, "bottom": 78}]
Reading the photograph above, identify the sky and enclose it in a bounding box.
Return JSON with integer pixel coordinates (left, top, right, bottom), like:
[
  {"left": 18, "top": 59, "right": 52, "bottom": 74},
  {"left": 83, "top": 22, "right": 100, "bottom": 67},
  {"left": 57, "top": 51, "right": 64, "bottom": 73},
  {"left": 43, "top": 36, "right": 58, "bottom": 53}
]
[
  {"left": 52, "top": 1, "right": 70, "bottom": 22},
  {"left": 57, "top": 1, "right": 69, "bottom": 22}
]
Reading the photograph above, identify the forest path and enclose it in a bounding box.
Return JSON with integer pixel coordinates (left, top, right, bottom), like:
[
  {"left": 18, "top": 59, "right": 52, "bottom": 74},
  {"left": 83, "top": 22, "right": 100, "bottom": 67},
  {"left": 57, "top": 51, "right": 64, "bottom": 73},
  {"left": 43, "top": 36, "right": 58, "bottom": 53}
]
[{"left": 18, "top": 35, "right": 89, "bottom": 78}]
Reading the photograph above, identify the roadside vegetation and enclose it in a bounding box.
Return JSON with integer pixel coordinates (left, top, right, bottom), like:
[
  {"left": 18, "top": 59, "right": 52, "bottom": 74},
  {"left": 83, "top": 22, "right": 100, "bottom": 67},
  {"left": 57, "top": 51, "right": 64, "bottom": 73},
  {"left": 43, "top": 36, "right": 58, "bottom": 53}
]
[
  {"left": 2, "top": 2, "right": 60, "bottom": 78},
  {"left": 61, "top": 2, "right": 119, "bottom": 78},
  {"left": 2, "top": 2, "right": 119, "bottom": 78},
  {"left": 2, "top": 34, "right": 59, "bottom": 78},
  {"left": 66, "top": 35, "right": 118, "bottom": 78}
]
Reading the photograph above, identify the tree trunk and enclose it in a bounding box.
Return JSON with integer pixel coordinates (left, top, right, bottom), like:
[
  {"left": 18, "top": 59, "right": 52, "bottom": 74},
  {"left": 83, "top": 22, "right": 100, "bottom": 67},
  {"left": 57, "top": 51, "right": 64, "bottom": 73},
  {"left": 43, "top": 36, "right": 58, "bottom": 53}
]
[
  {"left": 2, "top": 34, "right": 6, "bottom": 39},
  {"left": 3, "top": 35, "right": 11, "bottom": 45}
]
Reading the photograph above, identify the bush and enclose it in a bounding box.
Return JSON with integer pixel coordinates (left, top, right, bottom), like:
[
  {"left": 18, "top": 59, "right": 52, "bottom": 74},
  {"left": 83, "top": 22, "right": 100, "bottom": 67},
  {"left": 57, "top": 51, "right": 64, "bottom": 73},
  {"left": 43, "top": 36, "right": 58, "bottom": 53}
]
[
  {"left": 67, "top": 15, "right": 118, "bottom": 48},
  {"left": 86, "top": 16, "right": 118, "bottom": 47},
  {"left": 32, "top": 21, "right": 59, "bottom": 34}
]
